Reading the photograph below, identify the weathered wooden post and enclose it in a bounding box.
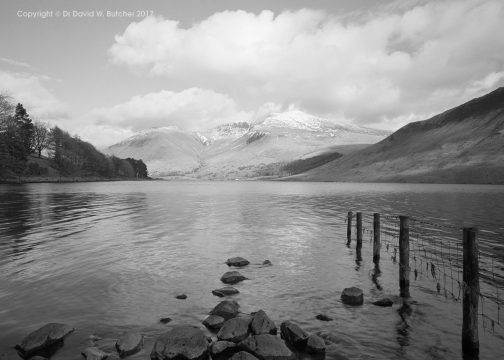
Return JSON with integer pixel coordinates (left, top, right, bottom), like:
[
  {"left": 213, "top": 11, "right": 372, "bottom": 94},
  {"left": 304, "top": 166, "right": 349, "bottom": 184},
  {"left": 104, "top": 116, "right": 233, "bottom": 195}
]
[
  {"left": 462, "top": 227, "right": 479, "bottom": 356},
  {"left": 399, "top": 216, "right": 410, "bottom": 298},
  {"left": 347, "top": 211, "right": 352, "bottom": 245},
  {"left": 356, "top": 212, "right": 363, "bottom": 250},
  {"left": 373, "top": 213, "right": 381, "bottom": 264}
]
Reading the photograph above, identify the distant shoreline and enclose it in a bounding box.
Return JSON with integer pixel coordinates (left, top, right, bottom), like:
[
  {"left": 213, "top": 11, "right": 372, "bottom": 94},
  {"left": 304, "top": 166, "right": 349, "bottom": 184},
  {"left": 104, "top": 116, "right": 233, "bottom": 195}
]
[{"left": 0, "top": 176, "right": 155, "bottom": 185}]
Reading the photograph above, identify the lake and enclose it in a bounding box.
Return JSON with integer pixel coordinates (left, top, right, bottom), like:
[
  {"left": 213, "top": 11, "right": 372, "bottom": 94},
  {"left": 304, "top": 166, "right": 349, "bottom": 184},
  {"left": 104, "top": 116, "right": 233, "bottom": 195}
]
[{"left": 0, "top": 181, "right": 503, "bottom": 359}]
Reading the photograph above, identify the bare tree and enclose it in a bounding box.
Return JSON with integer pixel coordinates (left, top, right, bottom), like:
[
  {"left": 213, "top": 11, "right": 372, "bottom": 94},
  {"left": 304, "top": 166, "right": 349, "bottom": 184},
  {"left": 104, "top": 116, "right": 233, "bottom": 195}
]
[
  {"left": 0, "top": 94, "right": 14, "bottom": 121},
  {"left": 32, "top": 121, "right": 50, "bottom": 158}
]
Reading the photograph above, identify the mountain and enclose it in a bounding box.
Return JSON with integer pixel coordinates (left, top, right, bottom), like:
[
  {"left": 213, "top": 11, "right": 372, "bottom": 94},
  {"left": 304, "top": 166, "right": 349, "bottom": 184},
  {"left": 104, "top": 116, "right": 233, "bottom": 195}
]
[
  {"left": 105, "top": 111, "right": 389, "bottom": 178},
  {"left": 294, "top": 87, "right": 504, "bottom": 184}
]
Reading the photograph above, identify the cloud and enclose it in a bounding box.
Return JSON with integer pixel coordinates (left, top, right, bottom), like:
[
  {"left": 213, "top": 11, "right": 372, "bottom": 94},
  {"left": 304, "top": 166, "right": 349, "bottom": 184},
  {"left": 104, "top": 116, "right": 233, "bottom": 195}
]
[
  {"left": 0, "top": 57, "right": 34, "bottom": 70},
  {"left": 109, "top": 0, "right": 504, "bottom": 128},
  {"left": 0, "top": 70, "right": 69, "bottom": 121},
  {"left": 91, "top": 87, "right": 251, "bottom": 132}
]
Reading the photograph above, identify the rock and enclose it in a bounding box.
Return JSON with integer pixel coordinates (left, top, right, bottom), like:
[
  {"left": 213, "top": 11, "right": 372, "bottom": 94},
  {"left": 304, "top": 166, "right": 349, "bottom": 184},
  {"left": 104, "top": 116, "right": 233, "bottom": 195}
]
[
  {"left": 229, "top": 351, "right": 260, "bottom": 360},
  {"left": 262, "top": 260, "right": 272, "bottom": 266},
  {"left": 315, "top": 314, "right": 333, "bottom": 322},
  {"left": 160, "top": 317, "right": 172, "bottom": 324},
  {"left": 151, "top": 325, "right": 209, "bottom": 360},
  {"left": 373, "top": 298, "right": 393, "bottom": 307},
  {"left": 239, "top": 334, "right": 293, "bottom": 360},
  {"left": 28, "top": 357, "right": 48, "bottom": 360},
  {"left": 212, "top": 287, "right": 240, "bottom": 297},
  {"left": 203, "top": 315, "right": 225, "bottom": 330},
  {"left": 279, "top": 321, "right": 308, "bottom": 349},
  {"left": 217, "top": 318, "right": 251, "bottom": 343},
  {"left": 341, "top": 287, "right": 364, "bottom": 305},
  {"left": 116, "top": 332, "right": 143, "bottom": 357},
  {"left": 15, "top": 323, "right": 74, "bottom": 358},
  {"left": 221, "top": 271, "right": 247, "bottom": 285},
  {"left": 226, "top": 257, "right": 250, "bottom": 267},
  {"left": 82, "top": 347, "right": 109, "bottom": 360},
  {"left": 250, "top": 310, "right": 277, "bottom": 335},
  {"left": 210, "top": 341, "right": 238, "bottom": 359},
  {"left": 305, "top": 335, "right": 326, "bottom": 354},
  {"left": 210, "top": 300, "right": 240, "bottom": 320},
  {"left": 176, "top": 294, "right": 188, "bottom": 300}
]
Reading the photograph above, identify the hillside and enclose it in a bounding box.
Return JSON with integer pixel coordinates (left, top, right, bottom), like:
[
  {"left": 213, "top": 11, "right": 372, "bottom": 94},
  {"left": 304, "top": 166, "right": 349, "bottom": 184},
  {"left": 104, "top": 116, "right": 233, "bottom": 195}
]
[{"left": 294, "top": 87, "right": 504, "bottom": 184}]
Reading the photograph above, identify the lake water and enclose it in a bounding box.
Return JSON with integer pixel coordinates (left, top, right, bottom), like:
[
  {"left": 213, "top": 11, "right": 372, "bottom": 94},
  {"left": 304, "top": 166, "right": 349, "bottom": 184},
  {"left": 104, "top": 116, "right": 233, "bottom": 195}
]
[{"left": 0, "top": 181, "right": 503, "bottom": 360}]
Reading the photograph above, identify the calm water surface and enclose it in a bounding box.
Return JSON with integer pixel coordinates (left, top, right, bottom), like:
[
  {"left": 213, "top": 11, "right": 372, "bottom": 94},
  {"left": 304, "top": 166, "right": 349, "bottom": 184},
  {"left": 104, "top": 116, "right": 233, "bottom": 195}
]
[{"left": 0, "top": 181, "right": 503, "bottom": 359}]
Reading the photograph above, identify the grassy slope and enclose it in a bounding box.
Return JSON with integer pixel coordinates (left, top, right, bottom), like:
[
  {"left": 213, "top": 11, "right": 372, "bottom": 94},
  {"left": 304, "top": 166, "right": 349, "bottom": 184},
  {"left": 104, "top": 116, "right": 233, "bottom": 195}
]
[{"left": 294, "top": 87, "right": 504, "bottom": 184}]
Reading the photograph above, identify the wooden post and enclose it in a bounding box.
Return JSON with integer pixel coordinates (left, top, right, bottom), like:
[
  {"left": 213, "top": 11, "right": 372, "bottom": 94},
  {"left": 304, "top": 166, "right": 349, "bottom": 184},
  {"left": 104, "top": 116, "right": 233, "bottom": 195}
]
[
  {"left": 399, "top": 216, "right": 410, "bottom": 298},
  {"left": 347, "top": 211, "right": 352, "bottom": 245},
  {"left": 356, "top": 212, "right": 363, "bottom": 250},
  {"left": 462, "top": 227, "right": 479, "bottom": 356},
  {"left": 373, "top": 213, "right": 381, "bottom": 264}
]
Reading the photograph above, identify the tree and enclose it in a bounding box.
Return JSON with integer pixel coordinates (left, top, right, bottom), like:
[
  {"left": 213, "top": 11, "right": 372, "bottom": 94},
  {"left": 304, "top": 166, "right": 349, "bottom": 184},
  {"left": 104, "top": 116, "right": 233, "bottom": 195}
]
[
  {"left": 13, "top": 103, "right": 34, "bottom": 157},
  {"left": 32, "top": 121, "right": 50, "bottom": 158}
]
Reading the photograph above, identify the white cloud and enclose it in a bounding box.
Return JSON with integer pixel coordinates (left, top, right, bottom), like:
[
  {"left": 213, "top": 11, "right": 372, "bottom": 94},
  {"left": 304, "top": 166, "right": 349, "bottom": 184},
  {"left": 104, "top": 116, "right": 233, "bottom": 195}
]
[
  {"left": 109, "top": 0, "right": 504, "bottom": 128},
  {"left": 91, "top": 87, "right": 251, "bottom": 132},
  {"left": 0, "top": 70, "right": 69, "bottom": 121}
]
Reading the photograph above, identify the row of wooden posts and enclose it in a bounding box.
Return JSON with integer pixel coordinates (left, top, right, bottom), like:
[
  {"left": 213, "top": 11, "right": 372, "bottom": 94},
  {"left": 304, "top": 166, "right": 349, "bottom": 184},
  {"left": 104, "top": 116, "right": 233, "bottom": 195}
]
[{"left": 346, "top": 211, "right": 480, "bottom": 357}]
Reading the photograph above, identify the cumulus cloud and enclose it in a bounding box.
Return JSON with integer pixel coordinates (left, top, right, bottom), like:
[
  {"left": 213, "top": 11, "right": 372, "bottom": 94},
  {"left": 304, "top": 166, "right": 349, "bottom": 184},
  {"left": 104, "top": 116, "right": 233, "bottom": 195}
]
[
  {"left": 109, "top": 0, "right": 504, "bottom": 129},
  {"left": 0, "top": 70, "right": 69, "bottom": 121},
  {"left": 91, "top": 87, "right": 251, "bottom": 132}
]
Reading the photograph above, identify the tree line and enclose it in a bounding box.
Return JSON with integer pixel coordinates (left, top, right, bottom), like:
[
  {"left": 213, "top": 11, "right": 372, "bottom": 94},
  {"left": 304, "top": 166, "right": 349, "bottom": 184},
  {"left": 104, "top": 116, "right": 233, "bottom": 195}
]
[{"left": 0, "top": 94, "right": 148, "bottom": 180}]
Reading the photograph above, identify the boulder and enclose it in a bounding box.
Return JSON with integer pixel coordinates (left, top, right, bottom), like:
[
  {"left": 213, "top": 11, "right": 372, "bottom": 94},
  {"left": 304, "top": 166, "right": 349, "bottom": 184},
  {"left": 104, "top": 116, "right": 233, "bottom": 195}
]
[
  {"left": 279, "top": 321, "right": 308, "bottom": 349},
  {"left": 81, "top": 347, "right": 110, "bottom": 360},
  {"left": 212, "top": 287, "right": 240, "bottom": 297},
  {"left": 210, "top": 341, "right": 239, "bottom": 359},
  {"left": 151, "top": 325, "right": 209, "bottom": 360},
  {"left": 250, "top": 310, "right": 277, "bottom": 335},
  {"left": 341, "top": 287, "right": 364, "bottom": 305},
  {"left": 221, "top": 271, "right": 247, "bottom": 285},
  {"left": 15, "top": 323, "right": 74, "bottom": 358},
  {"left": 217, "top": 318, "right": 251, "bottom": 343},
  {"left": 305, "top": 335, "right": 326, "bottom": 354},
  {"left": 239, "top": 334, "right": 293, "bottom": 360},
  {"left": 203, "top": 315, "right": 225, "bottom": 330},
  {"left": 210, "top": 300, "right": 240, "bottom": 320},
  {"left": 315, "top": 314, "right": 333, "bottom": 322},
  {"left": 373, "top": 298, "right": 393, "bottom": 307},
  {"left": 262, "top": 260, "right": 272, "bottom": 266},
  {"left": 229, "top": 351, "right": 260, "bottom": 360},
  {"left": 226, "top": 257, "right": 250, "bottom": 267},
  {"left": 160, "top": 317, "right": 172, "bottom": 324},
  {"left": 115, "top": 332, "right": 143, "bottom": 357},
  {"left": 176, "top": 294, "right": 188, "bottom": 300}
]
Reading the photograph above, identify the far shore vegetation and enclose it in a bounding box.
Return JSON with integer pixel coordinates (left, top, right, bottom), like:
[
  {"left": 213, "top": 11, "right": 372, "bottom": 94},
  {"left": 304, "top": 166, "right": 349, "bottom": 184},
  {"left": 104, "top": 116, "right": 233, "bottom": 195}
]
[{"left": 0, "top": 94, "right": 148, "bottom": 183}]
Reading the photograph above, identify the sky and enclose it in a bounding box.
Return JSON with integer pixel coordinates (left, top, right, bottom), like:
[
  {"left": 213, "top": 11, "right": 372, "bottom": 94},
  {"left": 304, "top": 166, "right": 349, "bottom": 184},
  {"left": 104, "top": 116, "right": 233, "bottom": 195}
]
[{"left": 1, "top": 0, "right": 504, "bottom": 147}]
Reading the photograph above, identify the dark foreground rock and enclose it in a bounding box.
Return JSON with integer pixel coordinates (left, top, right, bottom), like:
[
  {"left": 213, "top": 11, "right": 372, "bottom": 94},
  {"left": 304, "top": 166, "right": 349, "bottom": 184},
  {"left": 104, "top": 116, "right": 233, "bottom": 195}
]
[
  {"left": 212, "top": 287, "right": 240, "bottom": 297},
  {"left": 176, "top": 294, "right": 188, "bottom": 300},
  {"left": 280, "top": 321, "right": 308, "bottom": 349},
  {"left": 151, "top": 325, "right": 208, "bottom": 360},
  {"left": 315, "top": 314, "right": 333, "bottom": 322},
  {"left": 221, "top": 271, "right": 247, "bottom": 285},
  {"left": 341, "top": 287, "right": 364, "bottom": 305},
  {"left": 250, "top": 310, "right": 277, "bottom": 335},
  {"left": 210, "top": 341, "right": 238, "bottom": 359},
  {"left": 203, "top": 315, "right": 225, "bottom": 330},
  {"left": 82, "top": 347, "right": 110, "bottom": 360},
  {"left": 239, "top": 334, "right": 293, "bottom": 360},
  {"left": 217, "top": 317, "right": 251, "bottom": 343},
  {"left": 160, "top": 317, "right": 172, "bottom": 324},
  {"left": 15, "top": 323, "right": 74, "bottom": 359},
  {"left": 229, "top": 351, "right": 260, "bottom": 360},
  {"left": 305, "top": 335, "right": 326, "bottom": 354},
  {"left": 116, "top": 332, "right": 143, "bottom": 357},
  {"left": 226, "top": 257, "right": 250, "bottom": 267},
  {"left": 210, "top": 300, "right": 240, "bottom": 320},
  {"left": 373, "top": 298, "right": 393, "bottom": 307}
]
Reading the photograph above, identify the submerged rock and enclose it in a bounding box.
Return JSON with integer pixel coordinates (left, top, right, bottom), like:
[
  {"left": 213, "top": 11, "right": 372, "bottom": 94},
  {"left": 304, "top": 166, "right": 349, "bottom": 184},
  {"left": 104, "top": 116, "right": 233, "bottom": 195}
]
[
  {"left": 305, "top": 335, "right": 326, "bottom": 354},
  {"left": 239, "top": 334, "right": 293, "bottom": 360},
  {"left": 212, "top": 287, "right": 240, "bottom": 297},
  {"left": 151, "top": 325, "right": 208, "bottom": 360},
  {"left": 250, "top": 310, "right": 277, "bottom": 335},
  {"left": 315, "top": 314, "right": 333, "bottom": 322},
  {"left": 229, "top": 351, "right": 260, "bottom": 360},
  {"left": 217, "top": 317, "right": 251, "bottom": 343},
  {"left": 81, "top": 347, "right": 110, "bottom": 360},
  {"left": 160, "top": 317, "right": 172, "bottom": 324},
  {"left": 262, "top": 260, "right": 272, "bottom": 266},
  {"left": 280, "top": 321, "right": 308, "bottom": 349},
  {"left": 226, "top": 257, "right": 250, "bottom": 267},
  {"left": 15, "top": 323, "right": 74, "bottom": 359},
  {"left": 221, "top": 271, "right": 247, "bottom": 285},
  {"left": 203, "top": 315, "right": 225, "bottom": 330},
  {"left": 341, "top": 287, "right": 364, "bottom": 305},
  {"left": 210, "top": 341, "right": 239, "bottom": 359},
  {"left": 373, "top": 298, "right": 393, "bottom": 307},
  {"left": 210, "top": 300, "right": 240, "bottom": 320},
  {"left": 176, "top": 294, "right": 188, "bottom": 300},
  {"left": 116, "top": 332, "right": 143, "bottom": 357}
]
